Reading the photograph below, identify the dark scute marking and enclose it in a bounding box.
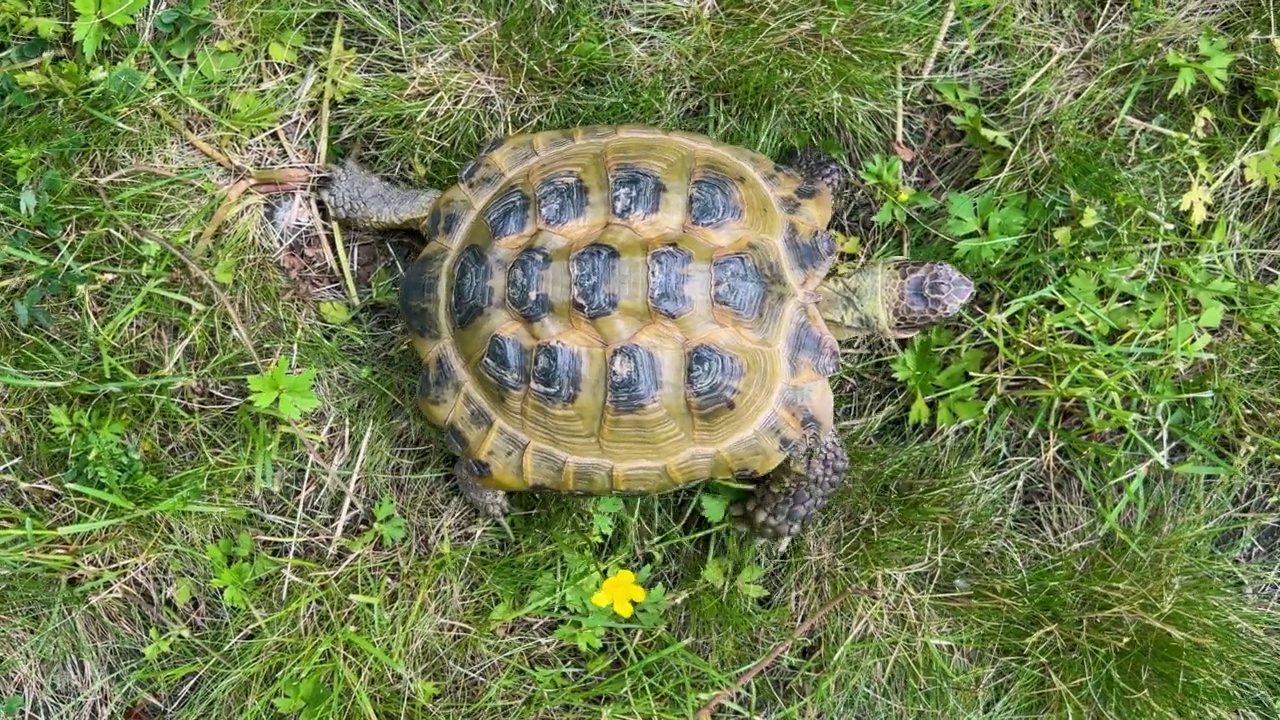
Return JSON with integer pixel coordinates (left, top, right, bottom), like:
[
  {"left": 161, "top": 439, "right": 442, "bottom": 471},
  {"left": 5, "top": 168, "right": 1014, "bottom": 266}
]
[
  {"left": 607, "top": 343, "right": 660, "bottom": 413},
  {"left": 571, "top": 243, "right": 620, "bottom": 319},
  {"left": 685, "top": 344, "right": 744, "bottom": 412},
  {"left": 425, "top": 207, "right": 461, "bottom": 240},
  {"left": 536, "top": 172, "right": 589, "bottom": 226},
  {"left": 610, "top": 165, "right": 665, "bottom": 219},
  {"left": 464, "top": 392, "right": 495, "bottom": 428},
  {"left": 460, "top": 457, "right": 492, "bottom": 480},
  {"left": 460, "top": 160, "right": 479, "bottom": 184},
  {"left": 426, "top": 207, "right": 443, "bottom": 237},
  {"left": 399, "top": 254, "right": 442, "bottom": 339},
  {"left": 648, "top": 244, "right": 693, "bottom": 318},
  {"left": 795, "top": 182, "right": 817, "bottom": 200},
  {"left": 479, "top": 333, "right": 530, "bottom": 394},
  {"left": 788, "top": 314, "right": 839, "bottom": 377},
  {"left": 783, "top": 223, "right": 837, "bottom": 279},
  {"left": 779, "top": 195, "right": 801, "bottom": 214},
  {"left": 506, "top": 247, "right": 552, "bottom": 321},
  {"left": 483, "top": 187, "right": 532, "bottom": 239},
  {"left": 712, "top": 254, "right": 765, "bottom": 321},
  {"left": 733, "top": 468, "right": 757, "bottom": 480},
  {"left": 777, "top": 431, "right": 803, "bottom": 455},
  {"left": 530, "top": 340, "right": 583, "bottom": 406},
  {"left": 481, "top": 136, "right": 505, "bottom": 154},
  {"left": 689, "top": 170, "right": 744, "bottom": 227},
  {"left": 416, "top": 353, "right": 459, "bottom": 406},
  {"left": 444, "top": 425, "right": 470, "bottom": 455},
  {"left": 449, "top": 245, "right": 492, "bottom": 330}
]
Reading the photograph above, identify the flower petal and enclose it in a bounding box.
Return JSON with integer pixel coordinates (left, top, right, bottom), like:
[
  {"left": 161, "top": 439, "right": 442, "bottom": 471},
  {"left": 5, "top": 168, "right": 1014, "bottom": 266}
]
[
  {"left": 615, "top": 569, "right": 636, "bottom": 584},
  {"left": 613, "top": 598, "right": 634, "bottom": 618},
  {"left": 623, "top": 583, "right": 646, "bottom": 603},
  {"left": 591, "top": 591, "right": 611, "bottom": 608}
]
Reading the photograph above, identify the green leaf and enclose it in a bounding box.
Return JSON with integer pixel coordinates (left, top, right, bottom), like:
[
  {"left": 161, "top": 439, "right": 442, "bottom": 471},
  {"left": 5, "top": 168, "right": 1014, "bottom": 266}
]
[
  {"left": 1243, "top": 148, "right": 1280, "bottom": 189},
  {"left": 1079, "top": 206, "right": 1101, "bottom": 228},
  {"left": 22, "top": 17, "right": 64, "bottom": 39},
  {"left": 374, "top": 495, "right": 396, "bottom": 521},
  {"left": 173, "top": 577, "right": 195, "bottom": 608},
  {"left": 699, "top": 492, "right": 729, "bottom": 523},
  {"left": 101, "top": 0, "right": 146, "bottom": 25},
  {"left": 196, "top": 48, "right": 241, "bottom": 80},
  {"left": 379, "top": 516, "right": 407, "bottom": 546},
  {"left": 702, "top": 557, "right": 727, "bottom": 588},
  {"left": 248, "top": 358, "right": 321, "bottom": 420},
  {"left": 268, "top": 40, "right": 298, "bottom": 63},
  {"left": 18, "top": 187, "right": 36, "bottom": 216},
  {"left": 1170, "top": 66, "right": 1197, "bottom": 97},
  {"left": 735, "top": 564, "right": 769, "bottom": 598},
  {"left": 213, "top": 255, "right": 235, "bottom": 284},
  {"left": 943, "top": 193, "right": 979, "bottom": 236},
  {"left": 1179, "top": 181, "right": 1212, "bottom": 226},
  {"left": 871, "top": 202, "right": 896, "bottom": 225},
  {"left": 908, "top": 393, "right": 930, "bottom": 425},
  {"left": 318, "top": 300, "right": 351, "bottom": 324},
  {"left": 416, "top": 681, "right": 441, "bottom": 704},
  {"left": 72, "top": 17, "right": 104, "bottom": 59},
  {"left": 1197, "top": 300, "right": 1225, "bottom": 328},
  {"left": 591, "top": 496, "right": 623, "bottom": 538}
]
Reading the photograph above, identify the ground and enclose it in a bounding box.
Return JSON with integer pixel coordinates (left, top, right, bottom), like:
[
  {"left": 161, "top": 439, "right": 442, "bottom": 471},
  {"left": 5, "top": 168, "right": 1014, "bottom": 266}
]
[{"left": 3, "top": 1, "right": 1280, "bottom": 719}]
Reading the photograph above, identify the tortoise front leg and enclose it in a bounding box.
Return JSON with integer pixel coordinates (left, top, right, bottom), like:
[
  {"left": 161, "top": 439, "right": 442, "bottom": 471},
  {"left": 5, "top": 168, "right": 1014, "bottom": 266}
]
[
  {"left": 453, "top": 458, "right": 514, "bottom": 541},
  {"left": 730, "top": 429, "right": 849, "bottom": 542},
  {"left": 320, "top": 159, "right": 442, "bottom": 231}
]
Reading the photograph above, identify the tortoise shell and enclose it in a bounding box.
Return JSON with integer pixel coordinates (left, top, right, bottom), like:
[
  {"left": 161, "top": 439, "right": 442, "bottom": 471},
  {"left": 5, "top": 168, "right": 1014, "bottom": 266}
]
[{"left": 399, "top": 125, "right": 841, "bottom": 495}]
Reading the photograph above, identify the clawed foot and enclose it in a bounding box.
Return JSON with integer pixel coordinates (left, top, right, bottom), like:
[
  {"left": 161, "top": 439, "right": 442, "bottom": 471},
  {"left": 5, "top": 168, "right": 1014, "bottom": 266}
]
[
  {"left": 728, "top": 429, "right": 849, "bottom": 546},
  {"left": 453, "top": 458, "right": 514, "bottom": 541}
]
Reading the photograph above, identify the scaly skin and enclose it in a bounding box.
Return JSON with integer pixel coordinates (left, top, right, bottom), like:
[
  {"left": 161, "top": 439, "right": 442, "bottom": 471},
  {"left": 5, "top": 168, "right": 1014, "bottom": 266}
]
[
  {"left": 320, "top": 160, "right": 442, "bottom": 231},
  {"left": 453, "top": 458, "right": 513, "bottom": 540},
  {"left": 729, "top": 428, "right": 850, "bottom": 541}
]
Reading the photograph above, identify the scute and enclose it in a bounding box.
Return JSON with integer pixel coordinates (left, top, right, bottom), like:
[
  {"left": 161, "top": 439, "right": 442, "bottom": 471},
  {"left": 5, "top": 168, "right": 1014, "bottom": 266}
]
[{"left": 401, "top": 125, "right": 838, "bottom": 495}]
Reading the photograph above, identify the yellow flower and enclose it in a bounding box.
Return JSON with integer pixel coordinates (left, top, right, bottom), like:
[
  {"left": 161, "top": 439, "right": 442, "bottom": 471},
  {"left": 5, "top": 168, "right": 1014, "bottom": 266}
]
[
  {"left": 895, "top": 188, "right": 911, "bottom": 203},
  {"left": 591, "top": 569, "right": 646, "bottom": 618}
]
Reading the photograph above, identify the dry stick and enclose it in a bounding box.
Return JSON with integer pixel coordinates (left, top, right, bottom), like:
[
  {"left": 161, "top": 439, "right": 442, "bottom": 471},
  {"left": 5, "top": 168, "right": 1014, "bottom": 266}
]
[
  {"left": 329, "top": 423, "right": 372, "bottom": 557},
  {"left": 917, "top": 0, "right": 956, "bottom": 89},
  {"left": 152, "top": 104, "right": 244, "bottom": 172},
  {"left": 693, "top": 585, "right": 877, "bottom": 719},
  {"left": 317, "top": 19, "right": 360, "bottom": 305},
  {"left": 317, "top": 17, "right": 344, "bottom": 169},
  {"left": 194, "top": 177, "right": 252, "bottom": 256}
]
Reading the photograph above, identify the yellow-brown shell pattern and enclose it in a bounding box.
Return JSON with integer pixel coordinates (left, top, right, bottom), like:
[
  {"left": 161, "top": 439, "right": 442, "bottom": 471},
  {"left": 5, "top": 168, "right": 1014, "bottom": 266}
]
[{"left": 398, "top": 125, "right": 841, "bottom": 495}]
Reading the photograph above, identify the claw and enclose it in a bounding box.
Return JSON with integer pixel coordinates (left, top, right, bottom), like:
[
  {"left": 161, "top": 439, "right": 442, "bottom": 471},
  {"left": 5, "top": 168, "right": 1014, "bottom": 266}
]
[{"left": 494, "top": 514, "right": 514, "bottom": 542}]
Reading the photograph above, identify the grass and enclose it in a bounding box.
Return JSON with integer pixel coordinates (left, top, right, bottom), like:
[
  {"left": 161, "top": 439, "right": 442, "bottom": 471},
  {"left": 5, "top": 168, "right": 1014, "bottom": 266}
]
[{"left": 3, "top": 0, "right": 1280, "bottom": 718}]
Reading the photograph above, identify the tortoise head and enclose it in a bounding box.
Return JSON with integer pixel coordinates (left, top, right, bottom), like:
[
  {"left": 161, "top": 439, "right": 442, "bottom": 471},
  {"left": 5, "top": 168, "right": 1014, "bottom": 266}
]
[{"left": 816, "top": 260, "right": 974, "bottom": 340}]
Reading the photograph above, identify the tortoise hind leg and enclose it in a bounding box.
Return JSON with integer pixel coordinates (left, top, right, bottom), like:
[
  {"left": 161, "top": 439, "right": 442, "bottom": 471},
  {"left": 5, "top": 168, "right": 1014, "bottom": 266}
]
[
  {"left": 320, "top": 159, "right": 442, "bottom": 231},
  {"left": 453, "top": 458, "right": 514, "bottom": 540},
  {"left": 729, "top": 429, "right": 849, "bottom": 543}
]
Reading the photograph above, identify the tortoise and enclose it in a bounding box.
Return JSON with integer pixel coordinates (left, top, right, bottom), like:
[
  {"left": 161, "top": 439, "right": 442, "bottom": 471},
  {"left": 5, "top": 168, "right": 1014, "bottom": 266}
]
[{"left": 320, "top": 124, "right": 974, "bottom": 541}]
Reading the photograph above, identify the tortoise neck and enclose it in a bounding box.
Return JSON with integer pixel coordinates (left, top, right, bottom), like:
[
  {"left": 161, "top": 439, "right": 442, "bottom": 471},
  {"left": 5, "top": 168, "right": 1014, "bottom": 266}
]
[{"left": 816, "top": 266, "right": 890, "bottom": 340}]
